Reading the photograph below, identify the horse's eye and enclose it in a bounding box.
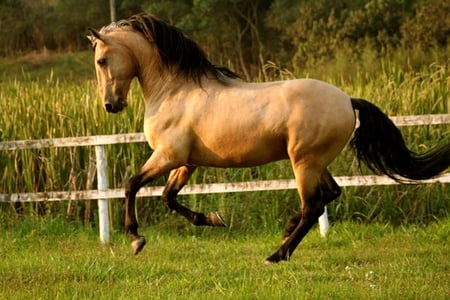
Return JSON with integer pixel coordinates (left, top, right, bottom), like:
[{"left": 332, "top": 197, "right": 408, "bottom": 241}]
[{"left": 97, "top": 58, "right": 107, "bottom": 66}]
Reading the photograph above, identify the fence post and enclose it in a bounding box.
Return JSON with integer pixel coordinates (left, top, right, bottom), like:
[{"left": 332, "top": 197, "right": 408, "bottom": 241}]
[
  {"left": 318, "top": 206, "right": 329, "bottom": 237},
  {"left": 95, "top": 145, "right": 110, "bottom": 244}
]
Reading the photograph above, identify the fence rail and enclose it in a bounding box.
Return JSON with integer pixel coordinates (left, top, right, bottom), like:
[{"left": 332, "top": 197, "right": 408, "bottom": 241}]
[
  {"left": 2, "top": 174, "right": 450, "bottom": 203},
  {"left": 1, "top": 114, "right": 449, "bottom": 242}
]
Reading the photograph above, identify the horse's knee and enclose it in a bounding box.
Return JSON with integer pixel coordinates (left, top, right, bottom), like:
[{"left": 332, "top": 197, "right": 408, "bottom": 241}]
[
  {"left": 125, "top": 181, "right": 134, "bottom": 197},
  {"left": 125, "top": 174, "right": 145, "bottom": 197}
]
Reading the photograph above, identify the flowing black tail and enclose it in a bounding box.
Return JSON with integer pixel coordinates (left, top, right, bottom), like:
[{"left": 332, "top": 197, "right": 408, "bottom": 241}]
[{"left": 350, "top": 98, "right": 450, "bottom": 182}]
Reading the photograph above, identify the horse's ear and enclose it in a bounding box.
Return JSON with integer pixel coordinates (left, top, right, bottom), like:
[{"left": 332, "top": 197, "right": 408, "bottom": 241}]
[{"left": 87, "top": 28, "right": 107, "bottom": 47}]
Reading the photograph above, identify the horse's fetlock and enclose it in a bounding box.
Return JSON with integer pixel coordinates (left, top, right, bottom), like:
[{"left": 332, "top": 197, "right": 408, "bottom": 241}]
[
  {"left": 125, "top": 222, "right": 138, "bottom": 234},
  {"left": 192, "top": 213, "right": 207, "bottom": 226}
]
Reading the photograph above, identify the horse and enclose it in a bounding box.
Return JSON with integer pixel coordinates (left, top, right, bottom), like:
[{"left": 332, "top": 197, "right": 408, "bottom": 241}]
[{"left": 88, "top": 13, "right": 450, "bottom": 264}]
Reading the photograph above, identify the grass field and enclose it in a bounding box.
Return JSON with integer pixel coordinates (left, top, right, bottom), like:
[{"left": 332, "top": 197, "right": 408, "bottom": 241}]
[
  {"left": 0, "top": 52, "right": 448, "bottom": 299},
  {"left": 0, "top": 217, "right": 449, "bottom": 299}
]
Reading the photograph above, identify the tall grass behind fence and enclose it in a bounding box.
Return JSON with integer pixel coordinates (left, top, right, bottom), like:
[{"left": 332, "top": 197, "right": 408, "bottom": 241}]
[{"left": 0, "top": 59, "right": 448, "bottom": 231}]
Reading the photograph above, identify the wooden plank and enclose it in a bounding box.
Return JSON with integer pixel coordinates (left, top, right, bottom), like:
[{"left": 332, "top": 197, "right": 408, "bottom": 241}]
[
  {"left": 0, "top": 114, "right": 448, "bottom": 151},
  {"left": 0, "top": 133, "right": 146, "bottom": 150},
  {"left": 95, "top": 145, "right": 110, "bottom": 244},
  {"left": 1, "top": 173, "right": 448, "bottom": 203},
  {"left": 390, "top": 114, "right": 450, "bottom": 126}
]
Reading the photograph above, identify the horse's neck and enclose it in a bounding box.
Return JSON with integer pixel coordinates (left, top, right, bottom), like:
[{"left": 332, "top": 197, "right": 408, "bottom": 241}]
[
  {"left": 138, "top": 68, "right": 200, "bottom": 113},
  {"left": 138, "top": 70, "right": 171, "bottom": 101}
]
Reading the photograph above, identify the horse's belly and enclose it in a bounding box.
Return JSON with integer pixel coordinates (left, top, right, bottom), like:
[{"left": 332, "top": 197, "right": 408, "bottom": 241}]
[{"left": 189, "top": 136, "right": 288, "bottom": 168}]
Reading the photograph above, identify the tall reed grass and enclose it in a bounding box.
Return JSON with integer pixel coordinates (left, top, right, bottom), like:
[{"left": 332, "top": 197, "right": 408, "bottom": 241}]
[{"left": 0, "top": 55, "right": 448, "bottom": 231}]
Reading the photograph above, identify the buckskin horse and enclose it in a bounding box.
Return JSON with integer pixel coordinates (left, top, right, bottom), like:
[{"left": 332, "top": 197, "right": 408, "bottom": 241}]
[{"left": 88, "top": 13, "right": 450, "bottom": 263}]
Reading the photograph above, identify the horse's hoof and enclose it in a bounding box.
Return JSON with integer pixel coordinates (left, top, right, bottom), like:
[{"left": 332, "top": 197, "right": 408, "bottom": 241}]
[
  {"left": 208, "top": 211, "right": 226, "bottom": 227},
  {"left": 131, "top": 236, "right": 146, "bottom": 255},
  {"left": 265, "top": 252, "right": 287, "bottom": 264},
  {"left": 264, "top": 260, "right": 276, "bottom": 266},
  {"left": 264, "top": 257, "right": 280, "bottom": 265}
]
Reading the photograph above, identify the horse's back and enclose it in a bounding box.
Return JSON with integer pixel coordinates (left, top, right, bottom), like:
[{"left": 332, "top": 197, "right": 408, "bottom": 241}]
[
  {"left": 237, "top": 78, "right": 353, "bottom": 115},
  {"left": 283, "top": 78, "right": 351, "bottom": 108}
]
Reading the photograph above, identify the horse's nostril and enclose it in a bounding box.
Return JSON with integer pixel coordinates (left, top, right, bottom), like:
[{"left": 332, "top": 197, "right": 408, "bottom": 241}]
[{"left": 105, "top": 103, "right": 113, "bottom": 112}]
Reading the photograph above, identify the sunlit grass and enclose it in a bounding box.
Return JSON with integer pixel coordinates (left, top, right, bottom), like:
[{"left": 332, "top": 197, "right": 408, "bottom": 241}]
[{"left": 0, "top": 218, "right": 448, "bottom": 299}]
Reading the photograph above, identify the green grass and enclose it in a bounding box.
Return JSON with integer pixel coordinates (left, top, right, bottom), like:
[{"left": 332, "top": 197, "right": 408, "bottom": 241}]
[{"left": 0, "top": 217, "right": 449, "bottom": 299}]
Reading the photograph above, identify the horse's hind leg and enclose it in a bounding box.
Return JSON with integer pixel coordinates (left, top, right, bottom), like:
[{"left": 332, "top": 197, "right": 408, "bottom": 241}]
[
  {"left": 320, "top": 170, "right": 342, "bottom": 204},
  {"left": 281, "top": 169, "right": 341, "bottom": 243},
  {"left": 163, "top": 166, "right": 226, "bottom": 227},
  {"left": 267, "top": 168, "right": 341, "bottom": 263}
]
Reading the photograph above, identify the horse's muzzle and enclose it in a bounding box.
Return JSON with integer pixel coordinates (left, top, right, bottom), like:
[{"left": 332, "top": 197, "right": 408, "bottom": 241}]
[{"left": 104, "top": 98, "right": 127, "bottom": 113}]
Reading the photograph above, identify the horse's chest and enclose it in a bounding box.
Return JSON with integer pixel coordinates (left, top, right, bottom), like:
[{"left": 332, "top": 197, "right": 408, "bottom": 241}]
[{"left": 143, "top": 115, "right": 185, "bottom": 149}]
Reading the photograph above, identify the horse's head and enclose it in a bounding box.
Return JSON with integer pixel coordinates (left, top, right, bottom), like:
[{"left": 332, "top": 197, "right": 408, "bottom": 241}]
[
  {"left": 89, "top": 14, "right": 239, "bottom": 113},
  {"left": 88, "top": 28, "right": 137, "bottom": 113}
]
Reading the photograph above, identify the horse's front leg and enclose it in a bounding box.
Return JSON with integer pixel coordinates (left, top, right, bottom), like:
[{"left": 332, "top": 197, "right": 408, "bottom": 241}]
[
  {"left": 163, "top": 166, "right": 226, "bottom": 227},
  {"left": 125, "top": 173, "right": 150, "bottom": 255},
  {"left": 125, "top": 152, "right": 179, "bottom": 255}
]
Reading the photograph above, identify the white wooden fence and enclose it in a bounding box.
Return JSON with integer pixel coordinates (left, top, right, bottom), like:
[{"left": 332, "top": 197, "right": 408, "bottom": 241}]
[{"left": 1, "top": 114, "right": 449, "bottom": 243}]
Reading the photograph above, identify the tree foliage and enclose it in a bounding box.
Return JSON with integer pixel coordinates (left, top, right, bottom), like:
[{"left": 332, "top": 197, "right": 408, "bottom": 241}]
[{"left": 1, "top": 0, "right": 448, "bottom": 77}]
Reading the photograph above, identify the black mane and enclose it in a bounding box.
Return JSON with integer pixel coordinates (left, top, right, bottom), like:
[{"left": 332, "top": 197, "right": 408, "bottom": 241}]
[{"left": 101, "top": 13, "right": 240, "bottom": 84}]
